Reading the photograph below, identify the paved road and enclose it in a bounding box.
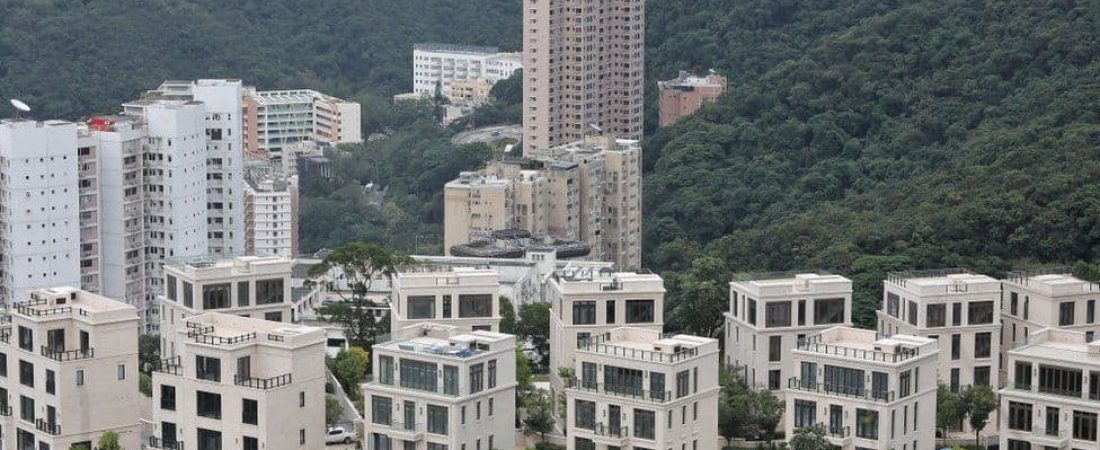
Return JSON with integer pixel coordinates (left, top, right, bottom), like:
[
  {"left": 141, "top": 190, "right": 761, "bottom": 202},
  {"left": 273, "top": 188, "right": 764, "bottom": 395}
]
[{"left": 451, "top": 124, "right": 522, "bottom": 145}]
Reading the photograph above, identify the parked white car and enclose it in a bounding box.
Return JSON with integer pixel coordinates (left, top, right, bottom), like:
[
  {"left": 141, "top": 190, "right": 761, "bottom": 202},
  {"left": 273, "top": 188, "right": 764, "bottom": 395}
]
[{"left": 326, "top": 426, "right": 357, "bottom": 445}]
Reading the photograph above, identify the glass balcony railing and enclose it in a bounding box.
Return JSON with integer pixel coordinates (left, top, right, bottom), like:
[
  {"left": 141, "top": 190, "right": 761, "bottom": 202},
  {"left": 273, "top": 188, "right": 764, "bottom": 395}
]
[{"left": 787, "top": 378, "right": 894, "bottom": 402}]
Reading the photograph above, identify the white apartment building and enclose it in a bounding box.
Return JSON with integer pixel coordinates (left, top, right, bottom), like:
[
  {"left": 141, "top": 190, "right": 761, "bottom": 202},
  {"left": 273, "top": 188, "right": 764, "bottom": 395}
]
[
  {"left": 784, "top": 327, "right": 938, "bottom": 450},
  {"left": 724, "top": 273, "right": 853, "bottom": 391},
  {"left": 0, "top": 287, "right": 142, "bottom": 450},
  {"left": 876, "top": 269, "right": 1002, "bottom": 393},
  {"left": 999, "top": 328, "right": 1100, "bottom": 450},
  {"left": 77, "top": 117, "right": 147, "bottom": 324},
  {"left": 150, "top": 312, "right": 326, "bottom": 450},
  {"left": 522, "top": 0, "right": 645, "bottom": 154},
  {"left": 242, "top": 88, "right": 362, "bottom": 163},
  {"left": 0, "top": 119, "right": 81, "bottom": 304},
  {"left": 547, "top": 267, "right": 665, "bottom": 396},
  {"left": 361, "top": 324, "right": 516, "bottom": 450},
  {"left": 1001, "top": 268, "right": 1100, "bottom": 365},
  {"left": 412, "top": 43, "right": 522, "bottom": 96},
  {"left": 564, "top": 328, "right": 719, "bottom": 450},
  {"left": 389, "top": 266, "right": 502, "bottom": 334},
  {"left": 158, "top": 255, "right": 294, "bottom": 356},
  {"left": 243, "top": 166, "right": 299, "bottom": 257},
  {"left": 410, "top": 254, "right": 613, "bottom": 307}
]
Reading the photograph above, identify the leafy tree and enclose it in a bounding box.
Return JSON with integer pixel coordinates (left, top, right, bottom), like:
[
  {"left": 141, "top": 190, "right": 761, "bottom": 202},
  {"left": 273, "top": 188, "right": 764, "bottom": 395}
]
[
  {"left": 521, "top": 390, "right": 555, "bottom": 442},
  {"left": 962, "top": 384, "right": 998, "bottom": 447},
  {"left": 500, "top": 296, "right": 518, "bottom": 335},
  {"left": 515, "top": 345, "right": 533, "bottom": 394},
  {"left": 139, "top": 372, "right": 152, "bottom": 397},
  {"left": 789, "top": 426, "right": 831, "bottom": 450},
  {"left": 329, "top": 347, "right": 371, "bottom": 401},
  {"left": 936, "top": 384, "right": 964, "bottom": 446},
  {"left": 96, "top": 432, "right": 121, "bottom": 450},
  {"left": 139, "top": 334, "right": 160, "bottom": 373},
  {"left": 666, "top": 256, "right": 729, "bottom": 336},
  {"left": 751, "top": 389, "right": 784, "bottom": 440},
  {"left": 326, "top": 395, "right": 344, "bottom": 427},
  {"left": 310, "top": 242, "right": 413, "bottom": 347},
  {"left": 517, "top": 302, "right": 551, "bottom": 363}
]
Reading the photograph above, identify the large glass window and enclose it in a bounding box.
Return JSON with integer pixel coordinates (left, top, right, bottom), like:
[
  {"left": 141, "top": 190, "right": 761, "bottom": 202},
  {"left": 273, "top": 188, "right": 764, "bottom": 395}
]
[
  {"left": 1039, "top": 365, "right": 1083, "bottom": 397},
  {"left": 17, "top": 326, "right": 32, "bottom": 351},
  {"left": 926, "top": 304, "right": 946, "bottom": 327},
  {"left": 886, "top": 293, "right": 900, "bottom": 317},
  {"left": 573, "top": 301, "right": 596, "bottom": 325},
  {"left": 872, "top": 372, "right": 889, "bottom": 400},
  {"left": 1014, "top": 362, "right": 1032, "bottom": 389},
  {"left": 400, "top": 359, "right": 438, "bottom": 392},
  {"left": 469, "top": 363, "right": 484, "bottom": 393},
  {"left": 951, "top": 334, "right": 961, "bottom": 360},
  {"left": 907, "top": 301, "right": 918, "bottom": 326},
  {"left": 1073, "top": 411, "right": 1098, "bottom": 441},
  {"left": 605, "top": 365, "right": 644, "bottom": 396},
  {"left": 676, "top": 370, "right": 690, "bottom": 398},
  {"left": 197, "top": 428, "right": 221, "bottom": 450},
  {"left": 183, "top": 282, "right": 194, "bottom": 308},
  {"left": 824, "top": 365, "right": 864, "bottom": 396},
  {"left": 747, "top": 298, "right": 757, "bottom": 325},
  {"left": 625, "top": 300, "right": 655, "bottom": 323},
  {"left": 1046, "top": 406, "right": 1060, "bottom": 436},
  {"left": 606, "top": 300, "right": 617, "bottom": 324},
  {"left": 974, "top": 366, "right": 991, "bottom": 386},
  {"left": 899, "top": 370, "right": 911, "bottom": 398},
  {"left": 20, "top": 395, "right": 33, "bottom": 422},
  {"left": 238, "top": 281, "right": 250, "bottom": 307},
  {"left": 255, "top": 278, "right": 284, "bottom": 304},
  {"left": 378, "top": 356, "right": 394, "bottom": 385},
  {"left": 952, "top": 302, "right": 962, "bottom": 326},
  {"left": 633, "top": 409, "right": 655, "bottom": 440},
  {"left": 800, "top": 362, "right": 817, "bottom": 389},
  {"left": 1007, "top": 401, "right": 1032, "bottom": 431},
  {"left": 764, "top": 301, "right": 791, "bottom": 328},
  {"left": 575, "top": 400, "right": 596, "bottom": 429},
  {"left": 975, "top": 332, "right": 992, "bottom": 358},
  {"left": 408, "top": 296, "right": 435, "bottom": 319},
  {"left": 1060, "top": 302, "right": 1076, "bottom": 326},
  {"left": 969, "top": 301, "right": 994, "bottom": 324},
  {"left": 161, "top": 385, "right": 176, "bottom": 410},
  {"left": 581, "top": 362, "right": 597, "bottom": 389},
  {"left": 372, "top": 396, "right": 392, "bottom": 425},
  {"left": 196, "top": 355, "right": 221, "bottom": 382},
  {"left": 443, "top": 365, "right": 458, "bottom": 395},
  {"left": 242, "top": 399, "right": 258, "bottom": 425},
  {"left": 488, "top": 360, "right": 497, "bottom": 388},
  {"left": 856, "top": 409, "right": 879, "bottom": 439},
  {"left": 768, "top": 336, "right": 782, "bottom": 362},
  {"left": 650, "top": 372, "right": 665, "bottom": 401},
  {"left": 813, "top": 298, "right": 845, "bottom": 324},
  {"left": 166, "top": 275, "right": 177, "bottom": 301},
  {"left": 427, "top": 405, "right": 448, "bottom": 435},
  {"left": 202, "top": 283, "right": 231, "bottom": 310},
  {"left": 458, "top": 294, "right": 492, "bottom": 318},
  {"left": 793, "top": 400, "right": 816, "bottom": 428},
  {"left": 18, "top": 360, "right": 33, "bottom": 388},
  {"left": 197, "top": 391, "right": 222, "bottom": 419}
]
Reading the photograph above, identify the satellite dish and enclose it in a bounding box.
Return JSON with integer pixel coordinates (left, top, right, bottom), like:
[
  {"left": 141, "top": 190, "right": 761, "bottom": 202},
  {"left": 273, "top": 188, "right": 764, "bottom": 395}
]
[{"left": 10, "top": 99, "right": 31, "bottom": 113}]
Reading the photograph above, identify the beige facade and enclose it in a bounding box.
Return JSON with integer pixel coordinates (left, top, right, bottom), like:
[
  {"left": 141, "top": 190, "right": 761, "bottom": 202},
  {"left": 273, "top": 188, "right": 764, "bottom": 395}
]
[
  {"left": 0, "top": 287, "right": 141, "bottom": 450},
  {"left": 723, "top": 273, "right": 853, "bottom": 391},
  {"left": 1000, "top": 269, "right": 1100, "bottom": 368},
  {"left": 448, "top": 78, "right": 495, "bottom": 108},
  {"left": 444, "top": 136, "right": 641, "bottom": 270},
  {"left": 547, "top": 268, "right": 665, "bottom": 396},
  {"left": 361, "top": 325, "right": 516, "bottom": 450},
  {"left": 999, "top": 328, "right": 1100, "bottom": 450},
  {"left": 657, "top": 71, "right": 727, "bottom": 127},
  {"left": 158, "top": 256, "right": 294, "bottom": 358},
  {"left": 564, "top": 328, "right": 719, "bottom": 450},
  {"left": 522, "top": 0, "right": 645, "bottom": 154},
  {"left": 784, "top": 327, "right": 938, "bottom": 450},
  {"left": 389, "top": 266, "right": 503, "bottom": 334},
  {"left": 150, "top": 312, "right": 326, "bottom": 450},
  {"left": 876, "top": 269, "right": 1001, "bottom": 394}
]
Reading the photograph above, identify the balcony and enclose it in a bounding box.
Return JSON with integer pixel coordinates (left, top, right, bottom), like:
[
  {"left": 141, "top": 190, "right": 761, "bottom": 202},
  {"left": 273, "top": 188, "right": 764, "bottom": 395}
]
[
  {"left": 41, "top": 346, "right": 95, "bottom": 362},
  {"left": 234, "top": 373, "right": 293, "bottom": 389},
  {"left": 35, "top": 419, "right": 61, "bottom": 435},
  {"left": 819, "top": 424, "right": 851, "bottom": 447},
  {"left": 787, "top": 378, "right": 895, "bottom": 402},
  {"left": 575, "top": 423, "right": 630, "bottom": 446},
  {"left": 0, "top": 404, "right": 11, "bottom": 416},
  {"left": 148, "top": 436, "right": 184, "bottom": 450},
  {"left": 565, "top": 378, "right": 672, "bottom": 404},
  {"left": 1037, "top": 385, "right": 1083, "bottom": 400},
  {"left": 377, "top": 422, "right": 424, "bottom": 441},
  {"left": 152, "top": 356, "right": 183, "bottom": 376},
  {"left": 1028, "top": 427, "right": 1071, "bottom": 449}
]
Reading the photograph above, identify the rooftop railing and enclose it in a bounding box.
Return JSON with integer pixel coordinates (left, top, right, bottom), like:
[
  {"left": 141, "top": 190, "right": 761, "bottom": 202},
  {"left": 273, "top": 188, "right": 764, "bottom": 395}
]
[
  {"left": 41, "top": 346, "right": 94, "bottom": 362},
  {"left": 577, "top": 333, "right": 699, "bottom": 363},
  {"left": 787, "top": 378, "right": 895, "bottom": 402},
  {"left": 151, "top": 356, "right": 183, "bottom": 376},
  {"left": 14, "top": 303, "right": 72, "bottom": 317},
  {"left": 797, "top": 335, "right": 919, "bottom": 363},
  {"left": 565, "top": 378, "right": 673, "bottom": 404},
  {"left": 234, "top": 373, "right": 293, "bottom": 389},
  {"left": 886, "top": 268, "right": 973, "bottom": 287},
  {"left": 192, "top": 332, "right": 256, "bottom": 346}
]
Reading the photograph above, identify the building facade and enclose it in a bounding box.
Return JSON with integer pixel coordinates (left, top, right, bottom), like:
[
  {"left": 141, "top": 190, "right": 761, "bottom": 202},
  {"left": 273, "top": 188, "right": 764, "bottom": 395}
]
[
  {"left": 1001, "top": 268, "right": 1100, "bottom": 367},
  {"left": 0, "top": 287, "right": 142, "bottom": 449},
  {"left": 724, "top": 273, "right": 853, "bottom": 390},
  {"left": 522, "top": 0, "right": 644, "bottom": 154},
  {"left": 242, "top": 89, "right": 362, "bottom": 163},
  {"left": 361, "top": 325, "right": 516, "bottom": 450},
  {"left": 547, "top": 267, "right": 665, "bottom": 397},
  {"left": 0, "top": 119, "right": 82, "bottom": 304},
  {"left": 243, "top": 165, "right": 299, "bottom": 257},
  {"left": 657, "top": 71, "right": 727, "bottom": 127},
  {"left": 564, "top": 328, "right": 719, "bottom": 450},
  {"left": 389, "top": 266, "right": 503, "bottom": 334},
  {"left": 412, "top": 43, "right": 522, "bottom": 96},
  {"left": 784, "top": 327, "right": 938, "bottom": 450},
  {"left": 150, "top": 312, "right": 326, "bottom": 450},
  {"left": 999, "top": 328, "right": 1100, "bottom": 450}
]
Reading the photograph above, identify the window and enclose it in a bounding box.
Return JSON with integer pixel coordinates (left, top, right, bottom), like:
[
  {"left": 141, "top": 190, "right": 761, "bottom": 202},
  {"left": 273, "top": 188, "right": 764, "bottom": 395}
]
[
  {"left": 872, "top": 372, "right": 890, "bottom": 400},
  {"left": 951, "top": 334, "right": 961, "bottom": 360},
  {"left": 575, "top": 399, "right": 596, "bottom": 429},
  {"left": 605, "top": 365, "right": 644, "bottom": 396},
  {"left": 1073, "top": 410, "right": 1097, "bottom": 441},
  {"left": 634, "top": 409, "right": 655, "bottom": 440},
  {"left": 243, "top": 437, "right": 258, "bottom": 450},
  {"left": 650, "top": 372, "right": 666, "bottom": 401},
  {"left": 794, "top": 400, "right": 816, "bottom": 428},
  {"left": 606, "top": 300, "right": 617, "bottom": 324},
  {"left": 196, "top": 355, "right": 221, "bottom": 382},
  {"left": 974, "top": 366, "right": 991, "bottom": 386},
  {"left": 167, "top": 275, "right": 177, "bottom": 300},
  {"left": 581, "top": 362, "right": 597, "bottom": 389},
  {"left": 950, "top": 368, "right": 960, "bottom": 392},
  {"left": 799, "top": 362, "right": 817, "bottom": 388},
  {"left": 161, "top": 385, "right": 176, "bottom": 410},
  {"left": 442, "top": 295, "right": 452, "bottom": 318},
  {"left": 17, "top": 326, "right": 32, "bottom": 351},
  {"left": 243, "top": 398, "right": 258, "bottom": 425},
  {"left": 1008, "top": 401, "right": 1032, "bottom": 431},
  {"left": 1039, "top": 365, "right": 1083, "bottom": 397},
  {"left": 444, "top": 365, "right": 458, "bottom": 395},
  {"left": 197, "top": 391, "right": 222, "bottom": 419},
  {"left": 1015, "top": 362, "right": 1032, "bottom": 389},
  {"left": 299, "top": 391, "right": 305, "bottom": 407},
  {"left": 969, "top": 301, "right": 994, "bottom": 324},
  {"left": 255, "top": 278, "right": 284, "bottom": 304},
  {"left": 161, "top": 422, "right": 177, "bottom": 447},
  {"left": 264, "top": 311, "right": 282, "bottom": 322},
  {"left": 379, "top": 356, "right": 394, "bottom": 385},
  {"left": 408, "top": 296, "right": 436, "bottom": 319},
  {"left": 899, "top": 370, "right": 911, "bottom": 398},
  {"left": 46, "top": 369, "right": 55, "bottom": 395},
  {"left": 768, "top": 336, "right": 782, "bottom": 362},
  {"left": 19, "top": 360, "right": 33, "bottom": 388},
  {"left": 299, "top": 429, "right": 306, "bottom": 445},
  {"left": 0, "top": 352, "right": 6, "bottom": 377},
  {"left": 573, "top": 301, "right": 596, "bottom": 325},
  {"left": 470, "top": 363, "right": 484, "bottom": 393},
  {"left": 238, "top": 281, "right": 250, "bottom": 307},
  {"left": 856, "top": 409, "right": 879, "bottom": 439},
  {"left": 487, "top": 360, "right": 498, "bottom": 388},
  {"left": 575, "top": 438, "right": 595, "bottom": 450},
  {"left": 887, "top": 293, "right": 900, "bottom": 317},
  {"left": 459, "top": 294, "right": 493, "bottom": 318},
  {"left": 1059, "top": 301, "right": 1076, "bottom": 326},
  {"left": 1010, "top": 291, "right": 1018, "bottom": 315},
  {"left": 1090, "top": 300, "right": 1097, "bottom": 324},
  {"left": 489, "top": 398, "right": 494, "bottom": 416},
  {"left": 76, "top": 369, "right": 84, "bottom": 386},
  {"left": 427, "top": 404, "right": 448, "bottom": 435},
  {"left": 747, "top": 298, "right": 757, "bottom": 325},
  {"left": 1046, "top": 406, "right": 1060, "bottom": 436},
  {"left": 768, "top": 370, "right": 781, "bottom": 390},
  {"left": 202, "top": 283, "right": 231, "bottom": 309},
  {"left": 952, "top": 302, "right": 962, "bottom": 326},
  {"left": 907, "top": 300, "right": 918, "bottom": 326},
  {"left": 926, "top": 304, "right": 946, "bottom": 327},
  {"left": 20, "top": 395, "right": 34, "bottom": 422},
  {"left": 676, "top": 370, "right": 690, "bottom": 398},
  {"left": 797, "top": 300, "right": 806, "bottom": 326},
  {"left": 183, "top": 282, "right": 194, "bottom": 308},
  {"left": 117, "top": 364, "right": 126, "bottom": 380},
  {"left": 372, "top": 396, "right": 392, "bottom": 425},
  {"left": 196, "top": 428, "right": 222, "bottom": 450},
  {"left": 975, "top": 332, "right": 992, "bottom": 358},
  {"left": 626, "top": 300, "right": 655, "bottom": 323},
  {"left": 401, "top": 359, "right": 438, "bottom": 392},
  {"left": 824, "top": 365, "right": 865, "bottom": 396},
  {"left": 814, "top": 298, "right": 845, "bottom": 324},
  {"left": 764, "top": 301, "right": 791, "bottom": 328}
]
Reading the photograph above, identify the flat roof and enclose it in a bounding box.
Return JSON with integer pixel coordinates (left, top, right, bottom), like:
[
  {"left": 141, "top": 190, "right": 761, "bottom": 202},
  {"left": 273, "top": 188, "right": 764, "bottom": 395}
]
[{"left": 414, "top": 42, "right": 500, "bottom": 55}]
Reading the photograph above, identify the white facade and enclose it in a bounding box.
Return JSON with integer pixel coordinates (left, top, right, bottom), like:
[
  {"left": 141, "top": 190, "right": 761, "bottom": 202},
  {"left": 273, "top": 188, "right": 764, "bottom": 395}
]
[
  {"left": 0, "top": 287, "right": 142, "bottom": 450},
  {"left": 784, "top": 327, "right": 938, "bottom": 450},
  {"left": 151, "top": 312, "right": 326, "bottom": 450},
  {"left": 564, "top": 328, "right": 719, "bottom": 450},
  {"left": 1000, "top": 269, "right": 1100, "bottom": 365},
  {"left": 0, "top": 119, "right": 81, "bottom": 304},
  {"left": 244, "top": 167, "right": 298, "bottom": 257},
  {"left": 547, "top": 268, "right": 665, "bottom": 396},
  {"left": 389, "top": 266, "right": 503, "bottom": 334},
  {"left": 361, "top": 325, "right": 516, "bottom": 450},
  {"left": 242, "top": 88, "right": 363, "bottom": 164},
  {"left": 999, "top": 328, "right": 1100, "bottom": 450},
  {"left": 409, "top": 254, "right": 614, "bottom": 307},
  {"left": 724, "top": 273, "right": 853, "bottom": 391},
  {"left": 412, "top": 43, "right": 521, "bottom": 96}
]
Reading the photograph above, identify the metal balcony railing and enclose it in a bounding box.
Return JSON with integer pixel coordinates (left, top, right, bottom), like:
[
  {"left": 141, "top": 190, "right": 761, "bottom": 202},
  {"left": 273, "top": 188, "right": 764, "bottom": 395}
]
[
  {"left": 148, "top": 436, "right": 184, "bottom": 450},
  {"left": 1037, "top": 385, "right": 1083, "bottom": 399},
  {"left": 152, "top": 356, "right": 183, "bottom": 376},
  {"left": 0, "top": 404, "right": 11, "bottom": 416},
  {"left": 787, "top": 378, "right": 895, "bottom": 402},
  {"left": 41, "top": 346, "right": 95, "bottom": 362},
  {"left": 35, "top": 419, "right": 60, "bottom": 435},
  {"left": 566, "top": 378, "right": 673, "bottom": 403},
  {"left": 234, "top": 373, "right": 293, "bottom": 389}
]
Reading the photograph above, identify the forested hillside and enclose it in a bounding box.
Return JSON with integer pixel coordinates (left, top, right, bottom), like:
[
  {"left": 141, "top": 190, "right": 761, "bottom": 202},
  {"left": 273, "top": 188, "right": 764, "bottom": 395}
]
[{"left": 645, "top": 0, "right": 1100, "bottom": 332}]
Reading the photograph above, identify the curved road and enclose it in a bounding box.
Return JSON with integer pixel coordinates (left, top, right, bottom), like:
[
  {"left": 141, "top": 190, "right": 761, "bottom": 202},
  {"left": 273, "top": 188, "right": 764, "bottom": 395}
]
[{"left": 451, "top": 124, "right": 522, "bottom": 145}]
